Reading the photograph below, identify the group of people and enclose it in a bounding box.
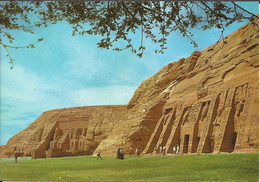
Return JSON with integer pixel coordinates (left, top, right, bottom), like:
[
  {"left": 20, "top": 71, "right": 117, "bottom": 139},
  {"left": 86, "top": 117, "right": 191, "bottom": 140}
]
[
  {"left": 172, "top": 144, "right": 180, "bottom": 155},
  {"left": 129, "top": 146, "right": 141, "bottom": 157},
  {"left": 115, "top": 146, "right": 141, "bottom": 159},
  {"left": 154, "top": 144, "right": 180, "bottom": 155},
  {"left": 97, "top": 144, "right": 181, "bottom": 160},
  {"left": 154, "top": 145, "right": 166, "bottom": 156}
]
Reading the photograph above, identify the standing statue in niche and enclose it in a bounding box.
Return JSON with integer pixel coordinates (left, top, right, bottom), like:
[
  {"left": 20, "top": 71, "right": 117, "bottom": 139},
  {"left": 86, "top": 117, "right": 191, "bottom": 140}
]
[
  {"left": 182, "top": 107, "right": 191, "bottom": 125},
  {"left": 233, "top": 85, "right": 247, "bottom": 145},
  {"left": 197, "top": 101, "right": 210, "bottom": 140},
  {"left": 211, "top": 107, "right": 223, "bottom": 152},
  {"left": 201, "top": 102, "right": 209, "bottom": 122},
  {"left": 234, "top": 84, "right": 247, "bottom": 131},
  {"left": 232, "top": 84, "right": 247, "bottom": 150},
  {"left": 234, "top": 99, "right": 245, "bottom": 133}
]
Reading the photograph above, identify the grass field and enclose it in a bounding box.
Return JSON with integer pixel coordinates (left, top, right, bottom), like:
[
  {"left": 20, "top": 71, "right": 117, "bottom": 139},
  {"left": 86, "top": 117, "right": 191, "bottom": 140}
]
[{"left": 0, "top": 153, "right": 259, "bottom": 181}]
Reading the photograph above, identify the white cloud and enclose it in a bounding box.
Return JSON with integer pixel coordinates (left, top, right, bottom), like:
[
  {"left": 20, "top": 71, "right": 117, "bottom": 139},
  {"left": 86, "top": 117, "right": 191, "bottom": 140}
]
[
  {"left": 1, "top": 62, "right": 69, "bottom": 109},
  {"left": 64, "top": 44, "right": 103, "bottom": 80},
  {"left": 0, "top": 61, "right": 77, "bottom": 144},
  {"left": 69, "top": 85, "right": 136, "bottom": 106},
  {"left": 1, "top": 64, "right": 45, "bottom": 102},
  {"left": 0, "top": 58, "right": 137, "bottom": 144}
]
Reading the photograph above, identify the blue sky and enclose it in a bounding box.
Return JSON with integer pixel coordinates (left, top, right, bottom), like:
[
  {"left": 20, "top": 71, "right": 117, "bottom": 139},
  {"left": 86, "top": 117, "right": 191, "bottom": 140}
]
[{"left": 0, "top": 2, "right": 258, "bottom": 145}]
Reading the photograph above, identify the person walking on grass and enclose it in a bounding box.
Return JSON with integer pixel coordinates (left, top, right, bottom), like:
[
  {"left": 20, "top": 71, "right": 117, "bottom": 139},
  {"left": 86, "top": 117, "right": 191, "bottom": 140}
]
[
  {"left": 14, "top": 154, "right": 18, "bottom": 163},
  {"left": 97, "top": 150, "right": 102, "bottom": 160}
]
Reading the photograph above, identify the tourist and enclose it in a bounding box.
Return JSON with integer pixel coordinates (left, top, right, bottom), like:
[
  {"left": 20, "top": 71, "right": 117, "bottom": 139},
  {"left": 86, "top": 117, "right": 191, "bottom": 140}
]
[
  {"left": 154, "top": 145, "right": 157, "bottom": 155},
  {"left": 129, "top": 146, "right": 133, "bottom": 157},
  {"left": 210, "top": 136, "right": 214, "bottom": 153},
  {"left": 120, "top": 148, "right": 124, "bottom": 159},
  {"left": 162, "top": 146, "right": 166, "bottom": 155},
  {"left": 173, "top": 146, "right": 176, "bottom": 155},
  {"left": 97, "top": 150, "right": 102, "bottom": 160},
  {"left": 159, "top": 146, "right": 162, "bottom": 156},
  {"left": 135, "top": 147, "right": 140, "bottom": 156},
  {"left": 138, "top": 148, "right": 141, "bottom": 156},
  {"left": 14, "top": 154, "right": 18, "bottom": 163},
  {"left": 176, "top": 144, "right": 180, "bottom": 155}
]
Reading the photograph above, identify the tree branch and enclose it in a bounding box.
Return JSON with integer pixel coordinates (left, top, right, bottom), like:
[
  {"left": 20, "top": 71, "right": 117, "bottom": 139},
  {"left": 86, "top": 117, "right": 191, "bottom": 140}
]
[{"left": 232, "top": 2, "right": 259, "bottom": 19}]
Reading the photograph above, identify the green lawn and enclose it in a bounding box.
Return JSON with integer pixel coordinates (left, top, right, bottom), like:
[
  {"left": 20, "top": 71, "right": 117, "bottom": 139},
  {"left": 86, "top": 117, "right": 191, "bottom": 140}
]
[{"left": 0, "top": 153, "right": 258, "bottom": 181}]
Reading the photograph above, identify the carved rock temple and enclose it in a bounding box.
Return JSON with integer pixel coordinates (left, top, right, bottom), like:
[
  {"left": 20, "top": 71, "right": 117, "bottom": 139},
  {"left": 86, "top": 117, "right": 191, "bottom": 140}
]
[{"left": 2, "top": 18, "right": 259, "bottom": 158}]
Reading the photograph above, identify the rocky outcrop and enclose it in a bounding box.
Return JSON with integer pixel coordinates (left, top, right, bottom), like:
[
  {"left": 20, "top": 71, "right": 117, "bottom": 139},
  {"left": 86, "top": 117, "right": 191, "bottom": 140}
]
[
  {"left": 4, "top": 105, "right": 127, "bottom": 158},
  {"left": 95, "top": 18, "right": 259, "bottom": 156},
  {"left": 2, "top": 18, "right": 259, "bottom": 158}
]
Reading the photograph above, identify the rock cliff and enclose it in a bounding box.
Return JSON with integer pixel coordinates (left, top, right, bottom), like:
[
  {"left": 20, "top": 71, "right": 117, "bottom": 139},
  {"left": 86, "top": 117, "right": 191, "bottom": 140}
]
[
  {"left": 2, "top": 18, "right": 259, "bottom": 158},
  {"left": 4, "top": 105, "right": 127, "bottom": 158}
]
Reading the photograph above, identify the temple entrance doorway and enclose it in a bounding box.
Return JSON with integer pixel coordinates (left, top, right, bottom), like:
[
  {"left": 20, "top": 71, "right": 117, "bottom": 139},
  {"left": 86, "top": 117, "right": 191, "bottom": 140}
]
[{"left": 183, "top": 135, "right": 189, "bottom": 153}]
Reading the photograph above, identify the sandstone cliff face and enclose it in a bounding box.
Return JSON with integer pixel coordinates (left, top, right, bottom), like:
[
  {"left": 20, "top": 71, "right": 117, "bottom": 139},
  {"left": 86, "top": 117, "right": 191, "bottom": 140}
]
[
  {"left": 95, "top": 18, "right": 259, "bottom": 156},
  {"left": 2, "top": 19, "right": 259, "bottom": 158},
  {"left": 4, "top": 105, "right": 127, "bottom": 158}
]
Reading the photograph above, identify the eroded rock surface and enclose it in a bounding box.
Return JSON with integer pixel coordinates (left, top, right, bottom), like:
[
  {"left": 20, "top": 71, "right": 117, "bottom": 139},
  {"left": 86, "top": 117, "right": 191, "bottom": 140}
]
[
  {"left": 2, "top": 18, "right": 259, "bottom": 158},
  {"left": 4, "top": 105, "right": 127, "bottom": 158}
]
